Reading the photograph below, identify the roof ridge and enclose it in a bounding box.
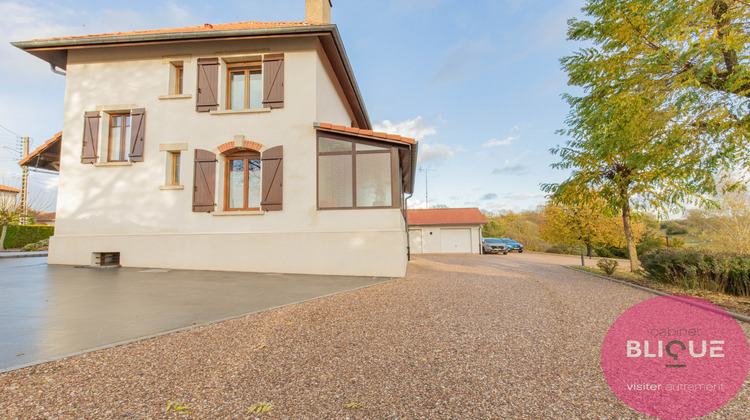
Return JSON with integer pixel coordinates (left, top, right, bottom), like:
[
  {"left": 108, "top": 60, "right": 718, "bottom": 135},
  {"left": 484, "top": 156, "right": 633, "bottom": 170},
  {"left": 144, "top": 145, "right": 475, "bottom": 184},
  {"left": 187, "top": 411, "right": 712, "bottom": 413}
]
[{"left": 24, "top": 20, "right": 329, "bottom": 43}]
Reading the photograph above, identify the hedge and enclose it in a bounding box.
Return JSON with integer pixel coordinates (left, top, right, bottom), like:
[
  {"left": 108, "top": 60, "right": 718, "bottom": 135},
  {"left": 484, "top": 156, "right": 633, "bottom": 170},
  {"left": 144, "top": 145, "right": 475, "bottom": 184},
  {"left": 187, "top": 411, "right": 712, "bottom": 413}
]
[
  {"left": 2, "top": 225, "right": 54, "bottom": 249},
  {"left": 641, "top": 248, "right": 750, "bottom": 297}
]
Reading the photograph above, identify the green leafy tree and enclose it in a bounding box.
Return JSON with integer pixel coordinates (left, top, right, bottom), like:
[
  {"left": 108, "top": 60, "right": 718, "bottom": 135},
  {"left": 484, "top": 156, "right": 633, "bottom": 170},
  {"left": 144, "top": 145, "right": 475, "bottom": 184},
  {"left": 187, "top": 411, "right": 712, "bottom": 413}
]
[
  {"left": 563, "top": 0, "right": 750, "bottom": 165},
  {"left": 0, "top": 201, "right": 19, "bottom": 251},
  {"left": 546, "top": 0, "right": 750, "bottom": 271},
  {"left": 540, "top": 200, "right": 645, "bottom": 257}
]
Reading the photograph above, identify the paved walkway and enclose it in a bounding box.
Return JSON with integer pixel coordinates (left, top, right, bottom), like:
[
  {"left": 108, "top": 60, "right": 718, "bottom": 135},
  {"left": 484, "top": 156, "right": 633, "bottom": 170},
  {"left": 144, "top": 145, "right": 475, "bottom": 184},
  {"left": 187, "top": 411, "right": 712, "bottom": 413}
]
[
  {"left": 0, "top": 257, "right": 390, "bottom": 372},
  {"left": 1, "top": 254, "right": 748, "bottom": 418}
]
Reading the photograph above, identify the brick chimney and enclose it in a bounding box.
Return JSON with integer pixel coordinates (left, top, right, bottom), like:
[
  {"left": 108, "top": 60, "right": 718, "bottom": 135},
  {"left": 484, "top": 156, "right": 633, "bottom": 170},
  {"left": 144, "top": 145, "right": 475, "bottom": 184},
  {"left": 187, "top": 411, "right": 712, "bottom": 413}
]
[{"left": 306, "top": 0, "right": 332, "bottom": 23}]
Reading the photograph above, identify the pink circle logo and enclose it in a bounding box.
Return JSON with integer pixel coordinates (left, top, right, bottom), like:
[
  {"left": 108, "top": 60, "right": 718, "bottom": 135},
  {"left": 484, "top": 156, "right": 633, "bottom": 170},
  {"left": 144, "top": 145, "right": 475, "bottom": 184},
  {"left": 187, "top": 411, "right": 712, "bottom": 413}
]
[{"left": 602, "top": 295, "right": 750, "bottom": 420}]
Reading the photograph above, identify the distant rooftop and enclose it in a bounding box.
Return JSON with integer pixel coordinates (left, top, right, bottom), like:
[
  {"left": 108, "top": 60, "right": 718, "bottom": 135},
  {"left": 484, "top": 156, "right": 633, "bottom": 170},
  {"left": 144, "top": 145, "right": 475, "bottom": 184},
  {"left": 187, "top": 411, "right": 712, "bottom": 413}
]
[{"left": 407, "top": 208, "right": 488, "bottom": 226}]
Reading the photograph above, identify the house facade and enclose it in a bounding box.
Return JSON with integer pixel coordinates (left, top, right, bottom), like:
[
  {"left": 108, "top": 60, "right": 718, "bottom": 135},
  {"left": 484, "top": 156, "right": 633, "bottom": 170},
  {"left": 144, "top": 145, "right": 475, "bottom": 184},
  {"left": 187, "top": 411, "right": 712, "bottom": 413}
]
[
  {"left": 408, "top": 208, "right": 487, "bottom": 254},
  {"left": 0, "top": 185, "right": 20, "bottom": 208},
  {"left": 13, "top": 0, "right": 417, "bottom": 277}
]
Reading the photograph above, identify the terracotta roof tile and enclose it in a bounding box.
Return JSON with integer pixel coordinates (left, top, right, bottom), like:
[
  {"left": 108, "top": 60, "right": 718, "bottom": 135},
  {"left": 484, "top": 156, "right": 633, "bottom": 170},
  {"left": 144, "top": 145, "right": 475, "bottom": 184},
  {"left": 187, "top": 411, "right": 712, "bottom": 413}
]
[
  {"left": 407, "top": 208, "right": 487, "bottom": 226},
  {"left": 19, "top": 131, "right": 62, "bottom": 167},
  {"left": 0, "top": 184, "right": 21, "bottom": 194},
  {"left": 25, "top": 21, "right": 329, "bottom": 43},
  {"left": 315, "top": 123, "right": 415, "bottom": 145}
]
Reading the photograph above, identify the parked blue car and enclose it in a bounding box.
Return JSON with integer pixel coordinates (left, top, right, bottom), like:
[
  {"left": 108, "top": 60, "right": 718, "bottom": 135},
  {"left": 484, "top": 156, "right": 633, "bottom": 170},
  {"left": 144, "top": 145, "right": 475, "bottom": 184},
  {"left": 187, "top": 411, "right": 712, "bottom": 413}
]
[{"left": 500, "top": 238, "right": 524, "bottom": 252}]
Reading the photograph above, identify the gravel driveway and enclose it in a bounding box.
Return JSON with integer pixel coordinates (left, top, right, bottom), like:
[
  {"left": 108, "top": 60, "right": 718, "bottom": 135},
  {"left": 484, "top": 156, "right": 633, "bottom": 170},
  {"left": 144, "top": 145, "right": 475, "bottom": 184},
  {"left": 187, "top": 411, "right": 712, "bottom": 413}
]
[{"left": 1, "top": 254, "right": 748, "bottom": 418}]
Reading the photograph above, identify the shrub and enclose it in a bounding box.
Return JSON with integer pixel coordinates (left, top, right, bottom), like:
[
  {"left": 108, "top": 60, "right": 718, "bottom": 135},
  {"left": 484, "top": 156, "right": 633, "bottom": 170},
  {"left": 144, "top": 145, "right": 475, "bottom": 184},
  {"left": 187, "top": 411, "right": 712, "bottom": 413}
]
[
  {"left": 597, "top": 258, "right": 619, "bottom": 275},
  {"left": 22, "top": 243, "right": 39, "bottom": 251},
  {"left": 641, "top": 248, "right": 750, "bottom": 297},
  {"left": 545, "top": 247, "right": 565, "bottom": 254},
  {"left": 594, "top": 246, "right": 628, "bottom": 259},
  {"left": 2, "top": 225, "right": 54, "bottom": 249}
]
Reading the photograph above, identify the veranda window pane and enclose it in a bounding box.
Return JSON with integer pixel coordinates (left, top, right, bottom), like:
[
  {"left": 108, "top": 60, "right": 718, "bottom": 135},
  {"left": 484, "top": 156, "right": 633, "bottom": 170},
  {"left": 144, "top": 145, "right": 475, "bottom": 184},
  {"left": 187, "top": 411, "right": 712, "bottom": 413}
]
[
  {"left": 228, "top": 159, "right": 245, "bottom": 208},
  {"left": 318, "top": 137, "right": 352, "bottom": 153},
  {"left": 247, "top": 158, "right": 261, "bottom": 208},
  {"left": 318, "top": 154, "right": 353, "bottom": 208},
  {"left": 356, "top": 153, "right": 392, "bottom": 207},
  {"left": 249, "top": 71, "right": 262, "bottom": 109},
  {"left": 230, "top": 72, "right": 245, "bottom": 110},
  {"left": 355, "top": 143, "right": 387, "bottom": 152}
]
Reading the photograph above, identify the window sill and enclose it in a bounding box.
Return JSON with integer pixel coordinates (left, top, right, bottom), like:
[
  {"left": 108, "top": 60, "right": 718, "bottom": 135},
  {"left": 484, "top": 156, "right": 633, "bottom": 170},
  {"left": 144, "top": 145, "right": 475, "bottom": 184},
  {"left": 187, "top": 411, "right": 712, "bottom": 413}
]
[
  {"left": 212, "top": 210, "right": 265, "bottom": 216},
  {"left": 209, "top": 108, "right": 272, "bottom": 116},
  {"left": 93, "top": 161, "right": 133, "bottom": 167},
  {"left": 158, "top": 94, "right": 192, "bottom": 100},
  {"left": 159, "top": 185, "right": 184, "bottom": 190}
]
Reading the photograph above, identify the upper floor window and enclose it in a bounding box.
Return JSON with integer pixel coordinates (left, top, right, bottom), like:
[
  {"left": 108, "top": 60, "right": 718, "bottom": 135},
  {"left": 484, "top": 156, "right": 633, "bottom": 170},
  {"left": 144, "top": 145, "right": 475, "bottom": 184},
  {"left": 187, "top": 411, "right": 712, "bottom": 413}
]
[
  {"left": 196, "top": 55, "right": 284, "bottom": 112},
  {"left": 317, "top": 135, "right": 395, "bottom": 209},
  {"left": 174, "top": 64, "right": 184, "bottom": 94},
  {"left": 224, "top": 151, "right": 261, "bottom": 211},
  {"left": 108, "top": 114, "right": 131, "bottom": 162},
  {"left": 81, "top": 109, "right": 146, "bottom": 164},
  {"left": 227, "top": 62, "right": 262, "bottom": 110}
]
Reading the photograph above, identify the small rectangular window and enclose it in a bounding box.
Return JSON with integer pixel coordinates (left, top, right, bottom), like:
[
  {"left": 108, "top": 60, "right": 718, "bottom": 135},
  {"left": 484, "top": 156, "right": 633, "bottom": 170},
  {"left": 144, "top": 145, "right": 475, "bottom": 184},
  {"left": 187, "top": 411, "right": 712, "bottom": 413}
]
[
  {"left": 108, "top": 113, "right": 131, "bottom": 162},
  {"left": 170, "top": 151, "right": 181, "bottom": 185},
  {"left": 226, "top": 62, "right": 262, "bottom": 110},
  {"left": 174, "top": 64, "right": 184, "bottom": 94}
]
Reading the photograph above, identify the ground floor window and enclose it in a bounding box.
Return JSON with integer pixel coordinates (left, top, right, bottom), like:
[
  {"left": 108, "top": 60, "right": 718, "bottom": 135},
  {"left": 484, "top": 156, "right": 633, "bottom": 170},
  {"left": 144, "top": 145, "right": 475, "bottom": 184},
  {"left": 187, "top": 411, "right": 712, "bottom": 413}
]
[{"left": 224, "top": 151, "right": 261, "bottom": 210}]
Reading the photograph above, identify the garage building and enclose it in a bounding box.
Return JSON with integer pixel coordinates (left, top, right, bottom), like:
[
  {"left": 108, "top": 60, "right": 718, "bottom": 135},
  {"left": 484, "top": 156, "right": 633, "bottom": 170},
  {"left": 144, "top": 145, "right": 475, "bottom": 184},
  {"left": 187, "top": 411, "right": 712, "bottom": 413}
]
[{"left": 407, "top": 208, "right": 487, "bottom": 254}]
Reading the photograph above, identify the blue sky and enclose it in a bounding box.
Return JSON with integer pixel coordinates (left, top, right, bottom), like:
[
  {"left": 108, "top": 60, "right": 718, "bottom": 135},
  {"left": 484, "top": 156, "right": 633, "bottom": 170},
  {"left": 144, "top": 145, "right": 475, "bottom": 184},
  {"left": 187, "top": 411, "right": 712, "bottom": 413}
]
[{"left": 0, "top": 0, "right": 586, "bottom": 213}]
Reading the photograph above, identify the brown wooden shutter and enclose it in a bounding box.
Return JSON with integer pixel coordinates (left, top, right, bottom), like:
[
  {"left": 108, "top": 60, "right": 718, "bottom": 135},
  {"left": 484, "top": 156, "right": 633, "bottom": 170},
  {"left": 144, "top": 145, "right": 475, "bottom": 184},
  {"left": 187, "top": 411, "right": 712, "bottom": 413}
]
[
  {"left": 128, "top": 108, "right": 146, "bottom": 162},
  {"left": 81, "top": 111, "right": 100, "bottom": 163},
  {"left": 193, "top": 149, "right": 216, "bottom": 212},
  {"left": 261, "top": 146, "right": 283, "bottom": 211},
  {"left": 262, "top": 54, "right": 284, "bottom": 109},
  {"left": 196, "top": 58, "right": 219, "bottom": 112}
]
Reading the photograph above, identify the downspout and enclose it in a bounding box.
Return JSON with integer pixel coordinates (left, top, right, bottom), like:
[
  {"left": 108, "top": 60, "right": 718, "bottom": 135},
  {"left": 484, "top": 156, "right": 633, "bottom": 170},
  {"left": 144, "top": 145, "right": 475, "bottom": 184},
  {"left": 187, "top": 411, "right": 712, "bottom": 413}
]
[
  {"left": 50, "top": 64, "right": 66, "bottom": 76},
  {"left": 405, "top": 142, "right": 418, "bottom": 261}
]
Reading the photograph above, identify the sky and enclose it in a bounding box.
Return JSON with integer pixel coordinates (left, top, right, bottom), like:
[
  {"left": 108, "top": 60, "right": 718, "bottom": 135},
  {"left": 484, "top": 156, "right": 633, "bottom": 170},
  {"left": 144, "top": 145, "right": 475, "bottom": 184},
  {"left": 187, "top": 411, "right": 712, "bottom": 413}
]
[{"left": 0, "top": 0, "right": 587, "bottom": 213}]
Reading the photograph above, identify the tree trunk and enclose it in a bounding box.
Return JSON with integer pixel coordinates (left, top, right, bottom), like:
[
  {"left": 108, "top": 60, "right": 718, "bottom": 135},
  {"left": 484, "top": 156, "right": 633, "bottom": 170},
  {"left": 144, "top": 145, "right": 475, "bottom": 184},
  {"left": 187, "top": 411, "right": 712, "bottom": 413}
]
[
  {"left": 0, "top": 225, "right": 6, "bottom": 251},
  {"left": 586, "top": 242, "right": 593, "bottom": 258},
  {"left": 621, "top": 200, "right": 639, "bottom": 272}
]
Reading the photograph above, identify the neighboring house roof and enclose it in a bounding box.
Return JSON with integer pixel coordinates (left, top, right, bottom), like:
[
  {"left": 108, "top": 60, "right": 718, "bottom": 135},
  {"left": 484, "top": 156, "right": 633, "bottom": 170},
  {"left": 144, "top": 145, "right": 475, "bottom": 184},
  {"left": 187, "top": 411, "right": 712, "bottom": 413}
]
[
  {"left": 0, "top": 184, "right": 21, "bottom": 193},
  {"left": 12, "top": 21, "right": 371, "bottom": 129},
  {"left": 35, "top": 212, "right": 56, "bottom": 223},
  {"left": 315, "top": 122, "right": 418, "bottom": 195},
  {"left": 19, "top": 131, "right": 62, "bottom": 172},
  {"left": 408, "top": 208, "right": 488, "bottom": 226}
]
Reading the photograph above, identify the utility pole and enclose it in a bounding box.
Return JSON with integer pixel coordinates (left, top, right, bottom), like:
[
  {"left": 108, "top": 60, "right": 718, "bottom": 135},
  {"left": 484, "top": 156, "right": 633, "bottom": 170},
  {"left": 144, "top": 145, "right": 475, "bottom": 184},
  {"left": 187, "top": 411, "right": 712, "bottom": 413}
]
[
  {"left": 19, "top": 137, "right": 29, "bottom": 225},
  {"left": 419, "top": 167, "right": 436, "bottom": 208}
]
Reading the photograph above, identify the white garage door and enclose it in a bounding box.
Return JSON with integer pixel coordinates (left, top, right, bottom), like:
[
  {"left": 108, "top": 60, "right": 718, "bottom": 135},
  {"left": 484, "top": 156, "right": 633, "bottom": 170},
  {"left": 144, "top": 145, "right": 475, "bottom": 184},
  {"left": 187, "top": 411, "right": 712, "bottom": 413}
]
[
  {"left": 409, "top": 229, "right": 423, "bottom": 254},
  {"left": 440, "top": 228, "right": 472, "bottom": 253}
]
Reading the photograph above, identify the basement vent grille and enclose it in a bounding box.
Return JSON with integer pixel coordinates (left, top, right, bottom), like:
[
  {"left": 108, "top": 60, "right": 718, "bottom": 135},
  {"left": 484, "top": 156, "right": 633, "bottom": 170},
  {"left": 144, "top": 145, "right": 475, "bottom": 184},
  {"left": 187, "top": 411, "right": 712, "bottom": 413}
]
[{"left": 92, "top": 252, "right": 120, "bottom": 267}]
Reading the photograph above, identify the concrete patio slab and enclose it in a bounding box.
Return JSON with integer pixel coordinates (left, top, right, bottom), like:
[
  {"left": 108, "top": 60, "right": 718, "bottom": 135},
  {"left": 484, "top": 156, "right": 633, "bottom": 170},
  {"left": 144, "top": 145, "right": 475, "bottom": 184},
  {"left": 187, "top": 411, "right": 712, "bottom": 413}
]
[{"left": 0, "top": 257, "right": 391, "bottom": 372}]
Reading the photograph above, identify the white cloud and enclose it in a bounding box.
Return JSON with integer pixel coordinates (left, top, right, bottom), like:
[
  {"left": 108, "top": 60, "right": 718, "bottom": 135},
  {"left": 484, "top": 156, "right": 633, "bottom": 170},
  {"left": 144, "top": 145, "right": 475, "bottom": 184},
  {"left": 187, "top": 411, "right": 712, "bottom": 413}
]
[
  {"left": 492, "top": 156, "right": 527, "bottom": 175},
  {"left": 419, "top": 143, "right": 456, "bottom": 164},
  {"left": 484, "top": 135, "right": 519, "bottom": 148},
  {"left": 373, "top": 116, "right": 437, "bottom": 141}
]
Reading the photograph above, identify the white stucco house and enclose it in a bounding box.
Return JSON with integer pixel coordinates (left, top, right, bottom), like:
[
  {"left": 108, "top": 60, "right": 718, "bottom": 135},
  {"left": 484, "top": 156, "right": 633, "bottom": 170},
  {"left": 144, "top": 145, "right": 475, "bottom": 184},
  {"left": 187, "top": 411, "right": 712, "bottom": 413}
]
[
  {"left": 408, "top": 208, "right": 487, "bottom": 254},
  {"left": 12, "top": 0, "right": 417, "bottom": 277},
  {"left": 0, "top": 185, "right": 20, "bottom": 208}
]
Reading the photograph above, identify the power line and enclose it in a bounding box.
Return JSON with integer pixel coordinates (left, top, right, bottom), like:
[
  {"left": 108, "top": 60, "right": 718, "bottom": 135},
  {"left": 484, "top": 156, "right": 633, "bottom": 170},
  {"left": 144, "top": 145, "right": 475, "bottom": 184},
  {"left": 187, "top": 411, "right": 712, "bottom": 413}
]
[{"left": 0, "top": 123, "right": 23, "bottom": 138}]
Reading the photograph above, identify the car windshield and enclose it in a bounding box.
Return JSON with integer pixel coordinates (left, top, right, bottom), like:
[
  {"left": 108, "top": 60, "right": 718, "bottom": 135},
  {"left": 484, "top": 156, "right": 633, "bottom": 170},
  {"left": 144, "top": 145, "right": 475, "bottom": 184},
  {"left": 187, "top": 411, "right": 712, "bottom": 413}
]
[
  {"left": 501, "top": 238, "right": 513, "bottom": 243},
  {"left": 485, "top": 238, "right": 502, "bottom": 244}
]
